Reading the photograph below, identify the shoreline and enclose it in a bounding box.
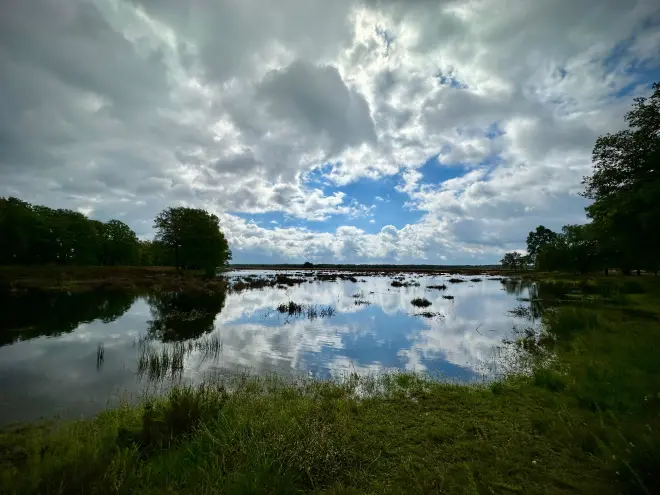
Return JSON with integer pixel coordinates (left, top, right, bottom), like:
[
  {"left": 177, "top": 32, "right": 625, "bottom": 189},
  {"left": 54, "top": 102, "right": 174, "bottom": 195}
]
[
  {"left": 0, "top": 266, "right": 228, "bottom": 293},
  {"left": 1, "top": 265, "right": 643, "bottom": 294}
]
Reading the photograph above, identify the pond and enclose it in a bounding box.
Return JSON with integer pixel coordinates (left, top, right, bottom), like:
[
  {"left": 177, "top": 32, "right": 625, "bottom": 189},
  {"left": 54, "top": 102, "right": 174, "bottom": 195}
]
[{"left": 0, "top": 270, "right": 542, "bottom": 424}]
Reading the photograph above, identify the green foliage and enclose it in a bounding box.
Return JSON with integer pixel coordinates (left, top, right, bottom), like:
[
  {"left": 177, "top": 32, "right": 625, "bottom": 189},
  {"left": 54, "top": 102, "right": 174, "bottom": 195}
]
[
  {"left": 534, "top": 224, "right": 600, "bottom": 273},
  {"left": 523, "top": 82, "right": 660, "bottom": 275},
  {"left": 0, "top": 197, "right": 232, "bottom": 272},
  {"left": 500, "top": 251, "right": 526, "bottom": 270},
  {"left": 98, "top": 220, "right": 140, "bottom": 266},
  {"left": 526, "top": 225, "right": 559, "bottom": 265},
  {"left": 0, "top": 197, "right": 140, "bottom": 266},
  {"left": 154, "top": 207, "right": 231, "bottom": 272}
]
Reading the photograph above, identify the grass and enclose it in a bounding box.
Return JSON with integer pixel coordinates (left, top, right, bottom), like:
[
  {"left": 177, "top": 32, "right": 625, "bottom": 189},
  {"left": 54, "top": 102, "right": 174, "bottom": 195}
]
[
  {"left": 96, "top": 343, "right": 105, "bottom": 370},
  {"left": 276, "top": 301, "right": 336, "bottom": 320},
  {"left": 352, "top": 291, "right": 371, "bottom": 306},
  {"left": 136, "top": 334, "right": 223, "bottom": 382},
  {"left": 137, "top": 342, "right": 186, "bottom": 382},
  {"left": 277, "top": 301, "right": 304, "bottom": 315},
  {"left": 443, "top": 294, "right": 455, "bottom": 300},
  {"left": 2, "top": 277, "right": 660, "bottom": 494},
  {"left": 410, "top": 297, "right": 432, "bottom": 307},
  {"left": 508, "top": 304, "right": 534, "bottom": 319},
  {"left": 448, "top": 277, "right": 466, "bottom": 283},
  {"left": 427, "top": 284, "right": 448, "bottom": 290}
]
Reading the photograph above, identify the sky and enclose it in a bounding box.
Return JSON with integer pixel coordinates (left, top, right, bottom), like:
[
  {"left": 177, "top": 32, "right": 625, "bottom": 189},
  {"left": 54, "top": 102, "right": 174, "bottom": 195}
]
[{"left": 1, "top": 0, "right": 659, "bottom": 264}]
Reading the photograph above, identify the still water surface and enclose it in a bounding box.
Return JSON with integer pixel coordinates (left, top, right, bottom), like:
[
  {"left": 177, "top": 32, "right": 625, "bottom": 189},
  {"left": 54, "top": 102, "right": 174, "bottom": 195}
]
[{"left": 0, "top": 271, "right": 539, "bottom": 424}]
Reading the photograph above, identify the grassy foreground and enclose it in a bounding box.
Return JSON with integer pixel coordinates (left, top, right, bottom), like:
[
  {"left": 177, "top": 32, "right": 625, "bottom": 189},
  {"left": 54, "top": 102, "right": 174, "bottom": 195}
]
[{"left": 1, "top": 280, "right": 659, "bottom": 494}]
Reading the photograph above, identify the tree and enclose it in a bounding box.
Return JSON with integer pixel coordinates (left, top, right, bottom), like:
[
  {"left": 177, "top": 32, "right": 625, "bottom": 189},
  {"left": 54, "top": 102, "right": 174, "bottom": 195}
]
[
  {"left": 500, "top": 252, "right": 524, "bottom": 270},
  {"left": 582, "top": 81, "right": 660, "bottom": 273},
  {"left": 0, "top": 197, "right": 35, "bottom": 264},
  {"left": 526, "top": 226, "right": 559, "bottom": 266},
  {"left": 0, "top": 196, "right": 144, "bottom": 267},
  {"left": 99, "top": 219, "right": 140, "bottom": 265},
  {"left": 154, "top": 207, "right": 231, "bottom": 274},
  {"left": 560, "top": 224, "right": 599, "bottom": 274}
]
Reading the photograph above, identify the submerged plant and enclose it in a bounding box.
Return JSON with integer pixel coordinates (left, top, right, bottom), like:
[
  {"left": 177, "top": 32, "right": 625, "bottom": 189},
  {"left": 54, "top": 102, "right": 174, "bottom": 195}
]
[
  {"left": 277, "top": 301, "right": 304, "bottom": 315},
  {"left": 410, "top": 311, "right": 443, "bottom": 318},
  {"left": 411, "top": 297, "right": 432, "bottom": 308},
  {"left": 275, "top": 301, "right": 335, "bottom": 320},
  {"left": 508, "top": 304, "right": 534, "bottom": 319},
  {"left": 391, "top": 280, "right": 420, "bottom": 288},
  {"left": 137, "top": 342, "right": 186, "bottom": 382},
  {"left": 96, "top": 343, "right": 105, "bottom": 370}
]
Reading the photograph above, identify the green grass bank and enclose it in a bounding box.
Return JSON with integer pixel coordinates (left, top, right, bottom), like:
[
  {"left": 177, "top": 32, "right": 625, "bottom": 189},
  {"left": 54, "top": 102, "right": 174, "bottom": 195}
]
[{"left": 1, "top": 277, "right": 659, "bottom": 494}]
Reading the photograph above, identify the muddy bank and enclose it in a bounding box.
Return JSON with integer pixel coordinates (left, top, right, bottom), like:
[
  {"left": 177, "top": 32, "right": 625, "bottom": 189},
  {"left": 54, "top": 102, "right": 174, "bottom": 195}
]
[{"left": 0, "top": 266, "right": 228, "bottom": 293}]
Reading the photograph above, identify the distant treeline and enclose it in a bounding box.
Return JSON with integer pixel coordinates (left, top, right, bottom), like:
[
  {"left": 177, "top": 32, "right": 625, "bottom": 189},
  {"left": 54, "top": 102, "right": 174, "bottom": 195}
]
[
  {"left": 0, "top": 198, "right": 231, "bottom": 273},
  {"left": 501, "top": 82, "right": 660, "bottom": 275}
]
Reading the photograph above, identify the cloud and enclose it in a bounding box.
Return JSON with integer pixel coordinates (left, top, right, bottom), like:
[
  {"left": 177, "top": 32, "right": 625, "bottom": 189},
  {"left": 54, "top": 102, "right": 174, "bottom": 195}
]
[
  {"left": 1, "top": 0, "right": 658, "bottom": 262},
  {"left": 256, "top": 60, "right": 377, "bottom": 155}
]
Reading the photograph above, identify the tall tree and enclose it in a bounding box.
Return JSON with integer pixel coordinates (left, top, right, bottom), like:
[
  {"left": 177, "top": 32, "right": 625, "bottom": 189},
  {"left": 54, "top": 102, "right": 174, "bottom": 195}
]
[
  {"left": 526, "top": 226, "right": 559, "bottom": 266},
  {"left": 582, "top": 82, "right": 660, "bottom": 273},
  {"left": 154, "top": 207, "right": 231, "bottom": 274},
  {"left": 560, "top": 224, "right": 599, "bottom": 274}
]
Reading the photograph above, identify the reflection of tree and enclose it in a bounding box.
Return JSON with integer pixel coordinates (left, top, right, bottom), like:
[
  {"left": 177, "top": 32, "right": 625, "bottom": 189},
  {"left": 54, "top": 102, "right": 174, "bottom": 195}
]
[
  {"left": 146, "top": 290, "right": 227, "bottom": 342},
  {"left": 536, "top": 281, "right": 574, "bottom": 304},
  {"left": 500, "top": 279, "right": 535, "bottom": 297},
  {"left": 0, "top": 289, "right": 136, "bottom": 346}
]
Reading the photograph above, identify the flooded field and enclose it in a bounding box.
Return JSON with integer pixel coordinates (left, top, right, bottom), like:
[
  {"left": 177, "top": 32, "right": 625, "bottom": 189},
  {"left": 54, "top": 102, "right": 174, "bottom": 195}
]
[{"left": 0, "top": 270, "right": 541, "bottom": 424}]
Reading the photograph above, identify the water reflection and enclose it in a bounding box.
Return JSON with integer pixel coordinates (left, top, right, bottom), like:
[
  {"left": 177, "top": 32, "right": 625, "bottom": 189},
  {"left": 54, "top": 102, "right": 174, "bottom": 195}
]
[
  {"left": 0, "top": 272, "right": 545, "bottom": 424},
  {"left": 0, "top": 289, "right": 136, "bottom": 346},
  {"left": 146, "top": 291, "right": 227, "bottom": 342}
]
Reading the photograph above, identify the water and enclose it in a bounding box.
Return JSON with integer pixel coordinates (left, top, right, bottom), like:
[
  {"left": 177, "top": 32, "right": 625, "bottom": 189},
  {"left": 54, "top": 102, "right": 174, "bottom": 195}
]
[{"left": 0, "top": 271, "right": 540, "bottom": 424}]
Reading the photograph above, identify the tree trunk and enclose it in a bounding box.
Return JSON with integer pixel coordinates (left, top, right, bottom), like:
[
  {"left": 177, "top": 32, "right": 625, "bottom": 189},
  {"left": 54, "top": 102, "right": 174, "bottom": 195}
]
[
  {"left": 604, "top": 268, "right": 609, "bottom": 276},
  {"left": 637, "top": 269, "right": 641, "bottom": 276}
]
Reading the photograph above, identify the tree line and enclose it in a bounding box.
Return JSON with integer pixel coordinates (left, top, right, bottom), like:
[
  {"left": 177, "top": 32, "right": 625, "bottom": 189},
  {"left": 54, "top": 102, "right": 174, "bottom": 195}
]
[
  {"left": 0, "top": 198, "right": 231, "bottom": 275},
  {"left": 501, "top": 82, "right": 660, "bottom": 275}
]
